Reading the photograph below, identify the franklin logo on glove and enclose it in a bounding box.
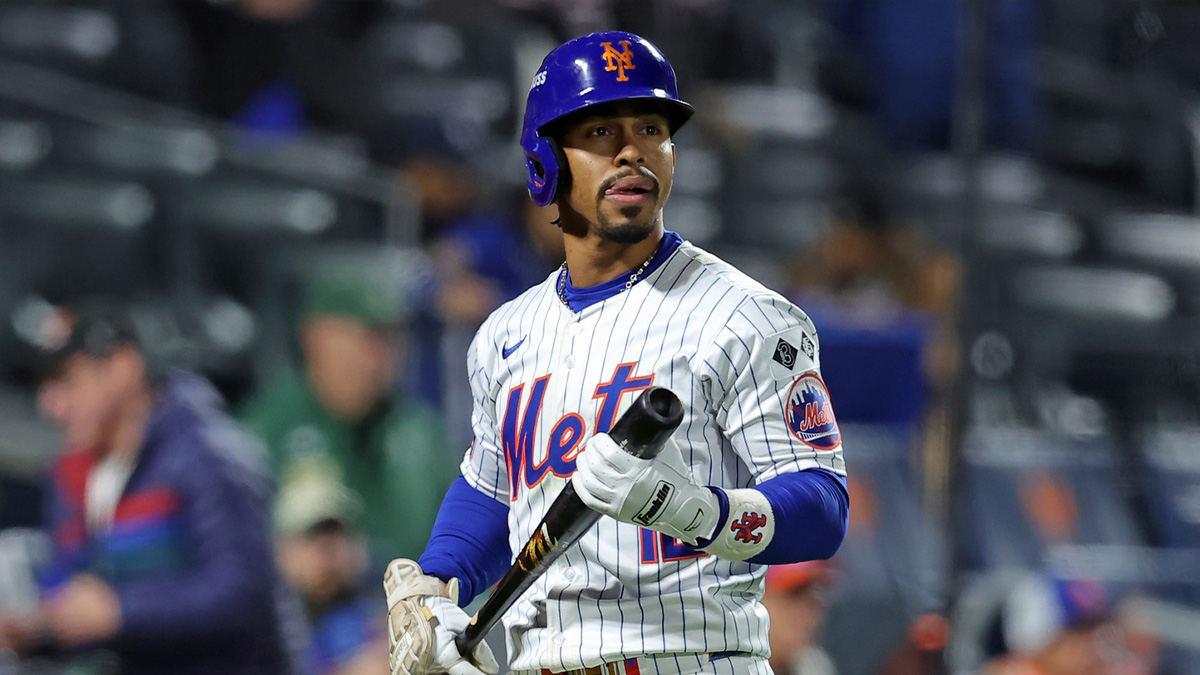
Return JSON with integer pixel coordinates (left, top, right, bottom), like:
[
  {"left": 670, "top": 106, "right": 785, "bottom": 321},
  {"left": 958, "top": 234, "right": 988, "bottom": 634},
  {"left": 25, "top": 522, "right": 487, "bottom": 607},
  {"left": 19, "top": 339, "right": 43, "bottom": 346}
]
[{"left": 633, "top": 481, "right": 675, "bottom": 526}]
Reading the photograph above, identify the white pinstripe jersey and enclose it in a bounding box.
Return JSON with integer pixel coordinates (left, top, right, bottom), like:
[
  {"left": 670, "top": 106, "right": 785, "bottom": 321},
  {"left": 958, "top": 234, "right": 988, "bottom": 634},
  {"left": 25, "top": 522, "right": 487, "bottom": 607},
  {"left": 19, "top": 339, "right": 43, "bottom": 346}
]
[{"left": 460, "top": 239, "right": 847, "bottom": 672}]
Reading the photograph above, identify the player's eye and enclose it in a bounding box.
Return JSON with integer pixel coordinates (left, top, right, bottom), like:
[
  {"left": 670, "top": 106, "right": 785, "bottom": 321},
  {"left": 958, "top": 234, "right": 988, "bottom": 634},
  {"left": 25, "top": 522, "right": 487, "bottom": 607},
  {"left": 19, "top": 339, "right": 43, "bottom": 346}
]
[
  {"left": 642, "top": 124, "right": 662, "bottom": 135},
  {"left": 588, "top": 126, "right": 611, "bottom": 137}
]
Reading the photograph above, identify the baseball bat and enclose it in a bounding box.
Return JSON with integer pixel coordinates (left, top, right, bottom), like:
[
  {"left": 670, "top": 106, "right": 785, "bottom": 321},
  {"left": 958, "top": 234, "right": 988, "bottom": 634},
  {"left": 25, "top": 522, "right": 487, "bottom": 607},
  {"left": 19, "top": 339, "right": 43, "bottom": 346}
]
[{"left": 455, "top": 385, "right": 683, "bottom": 661}]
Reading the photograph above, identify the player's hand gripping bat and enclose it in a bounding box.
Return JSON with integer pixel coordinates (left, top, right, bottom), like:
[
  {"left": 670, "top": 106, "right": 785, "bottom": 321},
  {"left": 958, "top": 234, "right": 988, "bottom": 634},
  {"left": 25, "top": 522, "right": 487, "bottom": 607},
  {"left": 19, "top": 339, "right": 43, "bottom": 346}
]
[{"left": 455, "top": 385, "right": 684, "bottom": 662}]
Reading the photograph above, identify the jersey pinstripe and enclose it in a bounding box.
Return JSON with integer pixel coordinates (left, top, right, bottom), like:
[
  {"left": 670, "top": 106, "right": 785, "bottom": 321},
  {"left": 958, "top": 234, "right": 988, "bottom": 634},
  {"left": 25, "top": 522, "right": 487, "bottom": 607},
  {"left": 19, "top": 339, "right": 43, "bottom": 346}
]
[{"left": 460, "top": 240, "right": 846, "bottom": 672}]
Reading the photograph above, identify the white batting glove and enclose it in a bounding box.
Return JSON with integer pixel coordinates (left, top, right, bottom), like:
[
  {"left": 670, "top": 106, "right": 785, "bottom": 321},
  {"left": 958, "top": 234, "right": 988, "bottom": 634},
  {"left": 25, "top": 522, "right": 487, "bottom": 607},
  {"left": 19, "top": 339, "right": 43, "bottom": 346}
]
[
  {"left": 383, "top": 559, "right": 499, "bottom": 675},
  {"left": 571, "top": 433, "right": 719, "bottom": 545}
]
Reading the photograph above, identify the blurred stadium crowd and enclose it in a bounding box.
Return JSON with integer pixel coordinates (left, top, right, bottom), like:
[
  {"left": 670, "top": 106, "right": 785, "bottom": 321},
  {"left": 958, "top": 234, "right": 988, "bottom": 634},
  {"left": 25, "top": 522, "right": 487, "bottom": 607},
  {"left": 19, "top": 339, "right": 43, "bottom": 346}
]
[{"left": 0, "top": 0, "right": 1198, "bottom": 673}]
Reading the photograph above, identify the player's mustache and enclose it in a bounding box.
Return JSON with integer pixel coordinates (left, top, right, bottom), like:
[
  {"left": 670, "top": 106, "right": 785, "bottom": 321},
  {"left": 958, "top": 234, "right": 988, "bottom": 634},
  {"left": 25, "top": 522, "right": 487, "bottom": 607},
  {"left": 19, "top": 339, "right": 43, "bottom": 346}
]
[{"left": 598, "top": 169, "right": 659, "bottom": 199}]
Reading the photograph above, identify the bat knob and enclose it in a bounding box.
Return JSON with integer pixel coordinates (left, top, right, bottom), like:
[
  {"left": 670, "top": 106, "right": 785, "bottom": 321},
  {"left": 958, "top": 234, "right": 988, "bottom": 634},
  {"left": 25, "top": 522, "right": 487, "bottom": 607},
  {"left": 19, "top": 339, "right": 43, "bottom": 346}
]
[{"left": 608, "top": 386, "right": 683, "bottom": 459}]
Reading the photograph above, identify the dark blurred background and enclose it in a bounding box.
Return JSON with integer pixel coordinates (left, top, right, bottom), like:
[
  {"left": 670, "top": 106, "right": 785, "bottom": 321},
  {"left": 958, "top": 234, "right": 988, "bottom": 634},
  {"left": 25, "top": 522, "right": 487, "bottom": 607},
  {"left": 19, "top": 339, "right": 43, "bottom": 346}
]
[{"left": 1, "top": 1, "right": 1199, "bottom": 674}]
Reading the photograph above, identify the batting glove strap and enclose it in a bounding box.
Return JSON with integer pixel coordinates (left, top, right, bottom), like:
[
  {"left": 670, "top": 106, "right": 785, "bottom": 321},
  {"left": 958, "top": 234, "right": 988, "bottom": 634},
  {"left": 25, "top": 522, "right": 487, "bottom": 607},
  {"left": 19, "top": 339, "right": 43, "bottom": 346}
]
[
  {"left": 383, "top": 559, "right": 498, "bottom": 675},
  {"left": 384, "top": 559, "right": 458, "bottom": 607},
  {"left": 698, "top": 488, "right": 775, "bottom": 561}
]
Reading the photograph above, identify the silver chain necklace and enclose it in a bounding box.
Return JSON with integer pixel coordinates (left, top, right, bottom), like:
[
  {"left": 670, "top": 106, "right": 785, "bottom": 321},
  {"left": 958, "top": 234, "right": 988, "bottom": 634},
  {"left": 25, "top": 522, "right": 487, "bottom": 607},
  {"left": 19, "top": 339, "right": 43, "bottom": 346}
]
[{"left": 557, "top": 237, "right": 665, "bottom": 309}]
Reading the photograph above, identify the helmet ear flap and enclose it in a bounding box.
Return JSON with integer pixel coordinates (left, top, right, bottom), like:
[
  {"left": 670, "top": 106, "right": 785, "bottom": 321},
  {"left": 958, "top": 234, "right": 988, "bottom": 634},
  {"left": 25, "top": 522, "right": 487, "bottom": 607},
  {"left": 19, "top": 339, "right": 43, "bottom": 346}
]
[
  {"left": 546, "top": 136, "right": 569, "bottom": 202},
  {"left": 525, "top": 132, "right": 569, "bottom": 207}
]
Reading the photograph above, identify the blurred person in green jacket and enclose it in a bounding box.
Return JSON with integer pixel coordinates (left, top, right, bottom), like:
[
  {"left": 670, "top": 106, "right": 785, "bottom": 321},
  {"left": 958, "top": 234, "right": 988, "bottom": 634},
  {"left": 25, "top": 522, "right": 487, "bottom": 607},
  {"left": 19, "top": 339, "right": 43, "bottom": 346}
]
[{"left": 240, "top": 270, "right": 457, "bottom": 564}]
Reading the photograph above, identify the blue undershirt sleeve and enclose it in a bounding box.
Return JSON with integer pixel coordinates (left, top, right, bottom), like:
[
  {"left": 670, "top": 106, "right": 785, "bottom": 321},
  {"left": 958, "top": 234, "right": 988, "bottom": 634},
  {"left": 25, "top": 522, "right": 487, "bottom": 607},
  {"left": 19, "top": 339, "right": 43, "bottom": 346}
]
[
  {"left": 746, "top": 468, "right": 849, "bottom": 565},
  {"left": 418, "top": 477, "right": 512, "bottom": 607}
]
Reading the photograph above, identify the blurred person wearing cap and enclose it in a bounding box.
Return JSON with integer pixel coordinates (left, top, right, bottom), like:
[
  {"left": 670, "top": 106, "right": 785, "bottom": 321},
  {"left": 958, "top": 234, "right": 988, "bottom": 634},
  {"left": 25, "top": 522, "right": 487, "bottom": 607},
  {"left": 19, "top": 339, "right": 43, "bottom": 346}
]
[
  {"left": 240, "top": 271, "right": 456, "bottom": 565},
  {"left": 762, "top": 561, "right": 838, "bottom": 675},
  {"left": 9, "top": 301, "right": 298, "bottom": 674},
  {"left": 275, "top": 475, "right": 389, "bottom": 675},
  {"left": 983, "top": 574, "right": 1157, "bottom": 675}
]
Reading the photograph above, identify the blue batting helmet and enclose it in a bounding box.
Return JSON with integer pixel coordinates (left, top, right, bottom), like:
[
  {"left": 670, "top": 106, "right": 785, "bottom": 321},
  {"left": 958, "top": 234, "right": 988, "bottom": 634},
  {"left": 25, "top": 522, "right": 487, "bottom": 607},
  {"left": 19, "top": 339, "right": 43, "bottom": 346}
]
[{"left": 520, "top": 31, "right": 694, "bottom": 207}]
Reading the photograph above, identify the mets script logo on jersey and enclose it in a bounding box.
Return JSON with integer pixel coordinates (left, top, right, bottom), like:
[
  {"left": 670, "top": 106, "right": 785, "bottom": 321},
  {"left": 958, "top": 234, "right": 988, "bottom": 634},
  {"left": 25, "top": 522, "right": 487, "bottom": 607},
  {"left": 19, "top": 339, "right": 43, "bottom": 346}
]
[
  {"left": 730, "top": 512, "right": 767, "bottom": 544},
  {"left": 785, "top": 374, "right": 840, "bottom": 451},
  {"left": 600, "top": 41, "right": 636, "bottom": 82},
  {"left": 501, "top": 363, "right": 653, "bottom": 498}
]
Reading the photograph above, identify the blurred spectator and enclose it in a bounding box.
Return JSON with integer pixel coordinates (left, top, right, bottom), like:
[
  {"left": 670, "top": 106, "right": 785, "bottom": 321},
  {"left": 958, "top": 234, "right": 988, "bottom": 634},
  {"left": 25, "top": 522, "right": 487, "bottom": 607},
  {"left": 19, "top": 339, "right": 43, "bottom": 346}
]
[
  {"left": 762, "top": 561, "right": 837, "bottom": 675},
  {"left": 275, "top": 475, "right": 388, "bottom": 675},
  {"left": 787, "top": 179, "right": 960, "bottom": 427},
  {"left": 877, "top": 613, "right": 950, "bottom": 675},
  {"left": 983, "top": 574, "right": 1158, "bottom": 675},
  {"left": 3, "top": 301, "right": 296, "bottom": 674},
  {"left": 1018, "top": 470, "right": 1081, "bottom": 548},
  {"left": 239, "top": 270, "right": 456, "bottom": 564},
  {"left": 430, "top": 194, "right": 566, "bottom": 328},
  {"left": 411, "top": 195, "right": 565, "bottom": 445},
  {"left": 828, "top": 469, "right": 950, "bottom": 675}
]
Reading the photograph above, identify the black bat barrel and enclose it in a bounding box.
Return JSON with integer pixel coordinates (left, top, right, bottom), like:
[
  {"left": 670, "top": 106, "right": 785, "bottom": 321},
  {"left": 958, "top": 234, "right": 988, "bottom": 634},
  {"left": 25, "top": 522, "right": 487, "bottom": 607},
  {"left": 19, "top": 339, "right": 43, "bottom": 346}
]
[{"left": 455, "top": 386, "right": 683, "bottom": 661}]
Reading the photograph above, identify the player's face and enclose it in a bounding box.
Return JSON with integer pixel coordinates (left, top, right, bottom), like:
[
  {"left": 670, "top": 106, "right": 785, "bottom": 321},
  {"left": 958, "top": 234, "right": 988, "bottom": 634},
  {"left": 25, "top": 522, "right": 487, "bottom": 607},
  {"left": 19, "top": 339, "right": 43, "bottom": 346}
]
[{"left": 558, "top": 102, "right": 675, "bottom": 244}]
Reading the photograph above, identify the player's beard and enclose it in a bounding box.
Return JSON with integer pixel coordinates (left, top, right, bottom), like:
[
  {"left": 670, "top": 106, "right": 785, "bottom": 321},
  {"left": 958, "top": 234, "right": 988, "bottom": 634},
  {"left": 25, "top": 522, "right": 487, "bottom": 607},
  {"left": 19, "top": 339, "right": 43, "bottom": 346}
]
[
  {"left": 593, "top": 172, "right": 659, "bottom": 244},
  {"left": 594, "top": 212, "right": 655, "bottom": 244}
]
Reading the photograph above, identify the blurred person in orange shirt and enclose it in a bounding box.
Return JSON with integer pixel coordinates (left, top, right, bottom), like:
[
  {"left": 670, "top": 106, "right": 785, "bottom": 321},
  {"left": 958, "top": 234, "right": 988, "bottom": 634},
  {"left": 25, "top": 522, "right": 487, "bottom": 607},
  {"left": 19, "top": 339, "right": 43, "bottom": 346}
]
[{"left": 762, "top": 561, "right": 838, "bottom": 675}]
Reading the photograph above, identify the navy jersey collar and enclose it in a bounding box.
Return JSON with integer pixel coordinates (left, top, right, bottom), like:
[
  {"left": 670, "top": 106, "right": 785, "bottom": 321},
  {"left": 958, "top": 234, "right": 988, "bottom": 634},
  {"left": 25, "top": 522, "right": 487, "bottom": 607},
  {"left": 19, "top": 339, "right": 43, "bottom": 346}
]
[{"left": 560, "top": 230, "right": 683, "bottom": 313}]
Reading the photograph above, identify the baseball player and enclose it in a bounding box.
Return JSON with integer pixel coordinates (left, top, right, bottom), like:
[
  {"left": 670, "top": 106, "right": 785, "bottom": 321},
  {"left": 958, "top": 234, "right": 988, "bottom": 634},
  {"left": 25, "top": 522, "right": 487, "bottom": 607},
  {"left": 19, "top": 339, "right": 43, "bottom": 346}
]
[{"left": 384, "top": 31, "right": 849, "bottom": 675}]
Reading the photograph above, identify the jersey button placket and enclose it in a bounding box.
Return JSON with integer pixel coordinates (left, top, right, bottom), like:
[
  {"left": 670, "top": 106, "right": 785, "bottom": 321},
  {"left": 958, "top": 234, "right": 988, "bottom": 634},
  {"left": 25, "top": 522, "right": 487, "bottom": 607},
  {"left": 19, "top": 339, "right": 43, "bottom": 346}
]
[
  {"left": 562, "top": 323, "right": 577, "bottom": 370},
  {"left": 550, "top": 316, "right": 574, "bottom": 416}
]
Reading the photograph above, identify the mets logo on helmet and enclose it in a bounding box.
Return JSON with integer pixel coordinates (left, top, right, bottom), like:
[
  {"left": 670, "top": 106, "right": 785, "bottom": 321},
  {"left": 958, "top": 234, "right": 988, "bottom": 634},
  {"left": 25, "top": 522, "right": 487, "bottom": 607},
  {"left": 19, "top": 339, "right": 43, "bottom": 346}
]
[
  {"left": 785, "top": 374, "right": 841, "bottom": 451},
  {"left": 600, "top": 41, "right": 636, "bottom": 82}
]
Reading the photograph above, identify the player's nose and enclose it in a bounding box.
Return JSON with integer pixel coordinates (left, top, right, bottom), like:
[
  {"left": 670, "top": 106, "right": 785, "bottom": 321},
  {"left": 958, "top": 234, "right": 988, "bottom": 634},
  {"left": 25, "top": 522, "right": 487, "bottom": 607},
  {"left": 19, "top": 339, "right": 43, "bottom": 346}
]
[{"left": 615, "top": 137, "right": 644, "bottom": 167}]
